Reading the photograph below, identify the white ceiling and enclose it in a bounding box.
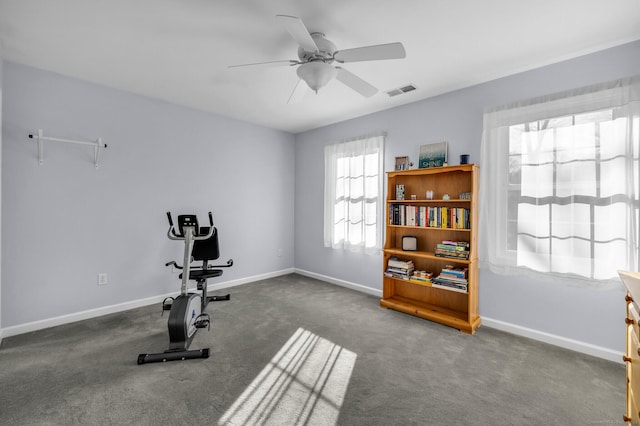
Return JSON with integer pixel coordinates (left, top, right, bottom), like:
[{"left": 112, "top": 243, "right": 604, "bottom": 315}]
[{"left": 1, "top": 0, "right": 639, "bottom": 134}]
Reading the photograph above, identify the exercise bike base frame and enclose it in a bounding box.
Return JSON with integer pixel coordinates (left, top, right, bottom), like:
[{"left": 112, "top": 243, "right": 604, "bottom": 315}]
[
  {"left": 137, "top": 348, "right": 210, "bottom": 365},
  {"left": 206, "top": 293, "right": 230, "bottom": 303}
]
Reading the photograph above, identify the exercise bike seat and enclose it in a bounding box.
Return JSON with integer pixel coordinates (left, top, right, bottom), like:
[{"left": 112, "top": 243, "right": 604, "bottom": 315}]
[{"left": 179, "top": 226, "right": 227, "bottom": 283}]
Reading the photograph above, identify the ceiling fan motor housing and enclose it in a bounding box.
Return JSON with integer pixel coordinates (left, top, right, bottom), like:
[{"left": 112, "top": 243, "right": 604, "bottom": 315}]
[{"left": 298, "top": 32, "right": 336, "bottom": 63}]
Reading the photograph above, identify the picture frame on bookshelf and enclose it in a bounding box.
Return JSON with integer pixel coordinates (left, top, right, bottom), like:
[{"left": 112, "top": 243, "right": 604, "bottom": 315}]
[
  {"left": 395, "top": 156, "right": 410, "bottom": 170},
  {"left": 418, "top": 141, "right": 448, "bottom": 168}
]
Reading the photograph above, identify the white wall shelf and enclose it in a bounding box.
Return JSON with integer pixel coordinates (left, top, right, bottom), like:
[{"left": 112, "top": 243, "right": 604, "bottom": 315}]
[{"left": 28, "top": 129, "right": 107, "bottom": 168}]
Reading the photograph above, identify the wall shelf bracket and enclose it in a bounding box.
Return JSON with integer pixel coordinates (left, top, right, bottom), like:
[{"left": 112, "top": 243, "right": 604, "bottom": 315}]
[{"left": 27, "top": 129, "right": 108, "bottom": 168}]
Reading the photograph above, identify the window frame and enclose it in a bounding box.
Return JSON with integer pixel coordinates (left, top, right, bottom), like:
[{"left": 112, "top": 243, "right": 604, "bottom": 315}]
[
  {"left": 323, "top": 135, "right": 385, "bottom": 255},
  {"left": 479, "top": 76, "right": 640, "bottom": 284}
]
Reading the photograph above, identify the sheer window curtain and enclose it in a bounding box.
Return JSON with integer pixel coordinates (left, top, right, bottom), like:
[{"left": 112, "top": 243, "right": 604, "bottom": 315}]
[
  {"left": 324, "top": 135, "right": 384, "bottom": 255},
  {"left": 479, "top": 75, "right": 640, "bottom": 285}
]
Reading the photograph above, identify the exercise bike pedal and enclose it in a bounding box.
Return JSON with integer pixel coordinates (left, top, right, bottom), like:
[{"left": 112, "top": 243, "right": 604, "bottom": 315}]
[
  {"left": 161, "top": 297, "right": 174, "bottom": 316},
  {"left": 194, "top": 313, "right": 211, "bottom": 330}
]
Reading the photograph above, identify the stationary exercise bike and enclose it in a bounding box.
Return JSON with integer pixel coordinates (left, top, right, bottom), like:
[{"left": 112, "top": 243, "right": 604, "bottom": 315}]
[{"left": 137, "top": 212, "right": 233, "bottom": 365}]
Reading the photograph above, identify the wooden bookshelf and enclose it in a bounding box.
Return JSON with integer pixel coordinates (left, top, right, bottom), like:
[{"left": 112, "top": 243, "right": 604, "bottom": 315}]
[{"left": 380, "top": 164, "right": 481, "bottom": 334}]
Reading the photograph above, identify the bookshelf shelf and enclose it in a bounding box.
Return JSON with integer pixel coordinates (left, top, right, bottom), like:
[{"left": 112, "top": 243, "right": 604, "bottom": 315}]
[
  {"left": 381, "top": 164, "right": 481, "bottom": 334},
  {"left": 380, "top": 296, "right": 479, "bottom": 333},
  {"left": 388, "top": 225, "right": 472, "bottom": 233},
  {"left": 386, "top": 276, "right": 470, "bottom": 294},
  {"left": 384, "top": 248, "right": 474, "bottom": 264}
]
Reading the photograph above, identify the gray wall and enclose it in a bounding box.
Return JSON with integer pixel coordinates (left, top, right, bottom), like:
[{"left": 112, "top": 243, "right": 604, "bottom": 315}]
[
  {"left": 1, "top": 61, "right": 295, "bottom": 328},
  {"left": 294, "top": 40, "right": 640, "bottom": 355}
]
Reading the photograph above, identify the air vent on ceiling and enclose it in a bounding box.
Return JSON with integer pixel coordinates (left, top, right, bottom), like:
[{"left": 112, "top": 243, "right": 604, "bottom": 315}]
[{"left": 386, "top": 84, "right": 417, "bottom": 97}]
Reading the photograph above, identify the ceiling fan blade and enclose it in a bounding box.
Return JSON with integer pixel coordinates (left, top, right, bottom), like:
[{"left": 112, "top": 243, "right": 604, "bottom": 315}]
[
  {"left": 228, "top": 60, "right": 299, "bottom": 69},
  {"left": 335, "top": 67, "right": 378, "bottom": 97},
  {"left": 287, "top": 79, "right": 308, "bottom": 104},
  {"left": 334, "top": 42, "right": 406, "bottom": 63},
  {"left": 276, "top": 15, "right": 319, "bottom": 52}
]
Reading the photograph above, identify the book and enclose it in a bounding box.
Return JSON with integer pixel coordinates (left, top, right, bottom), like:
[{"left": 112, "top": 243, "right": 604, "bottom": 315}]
[
  {"left": 435, "top": 249, "right": 469, "bottom": 260},
  {"left": 409, "top": 276, "right": 432, "bottom": 284},
  {"left": 440, "top": 267, "right": 468, "bottom": 279},
  {"left": 432, "top": 276, "right": 468, "bottom": 290},
  {"left": 432, "top": 282, "right": 467, "bottom": 293},
  {"left": 419, "top": 206, "right": 426, "bottom": 227},
  {"left": 441, "top": 240, "right": 470, "bottom": 248},
  {"left": 385, "top": 266, "right": 414, "bottom": 280},
  {"left": 435, "top": 240, "right": 470, "bottom": 260},
  {"left": 436, "top": 276, "right": 467, "bottom": 285},
  {"left": 388, "top": 257, "right": 413, "bottom": 269},
  {"left": 387, "top": 267, "right": 414, "bottom": 276},
  {"left": 385, "top": 271, "right": 411, "bottom": 280},
  {"left": 436, "top": 243, "right": 468, "bottom": 252}
]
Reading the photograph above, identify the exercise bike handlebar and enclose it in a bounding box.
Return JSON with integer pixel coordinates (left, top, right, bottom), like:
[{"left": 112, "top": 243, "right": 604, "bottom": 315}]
[
  {"left": 166, "top": 212, "right": 215, "bottom": 241},
  {"left": 167, "top": 211, "right": 177, "bottom": 237}
]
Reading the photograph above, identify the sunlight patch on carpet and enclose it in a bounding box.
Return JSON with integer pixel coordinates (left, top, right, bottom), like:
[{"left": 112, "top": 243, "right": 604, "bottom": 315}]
[{"left": 219, "top": 327, "right": 357, "bottom": 426}]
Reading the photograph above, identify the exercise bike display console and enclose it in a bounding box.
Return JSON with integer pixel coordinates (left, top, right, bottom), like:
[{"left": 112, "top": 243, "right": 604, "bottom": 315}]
[{"left": 137, "top": 211, "right": 233, "bottom": 365}]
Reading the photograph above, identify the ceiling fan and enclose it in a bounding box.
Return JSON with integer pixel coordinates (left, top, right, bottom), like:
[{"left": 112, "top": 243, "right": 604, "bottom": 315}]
[{"left": 229, "top": 15, "right": 406, "bottom": 102}]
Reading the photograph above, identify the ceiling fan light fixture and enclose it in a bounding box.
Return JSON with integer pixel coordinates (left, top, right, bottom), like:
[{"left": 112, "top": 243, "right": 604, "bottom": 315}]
[{"left": 297, "top": 62, "right": 337, "bottom": 93}]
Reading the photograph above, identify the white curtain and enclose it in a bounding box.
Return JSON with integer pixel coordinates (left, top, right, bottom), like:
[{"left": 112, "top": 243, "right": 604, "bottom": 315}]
[
  {"left": 324, "top": 135, "right": 384, "bottom": 255},
  {"left": 480, "top": 75, "right": 640, "bottom": 284}
]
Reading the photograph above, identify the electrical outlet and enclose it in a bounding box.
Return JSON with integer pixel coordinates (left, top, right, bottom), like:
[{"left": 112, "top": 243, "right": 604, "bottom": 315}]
[
  {"left": 277, "top": 248, "right": 283, "bottom": 258},
  {"left": 98, "top": 273, "right": 108, "bottom": 286}
]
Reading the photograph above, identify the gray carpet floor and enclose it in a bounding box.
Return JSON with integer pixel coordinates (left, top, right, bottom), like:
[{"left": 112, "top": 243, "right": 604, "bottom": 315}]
[{"left": 0, "top": 273, "right": 625, "bottom": 425}]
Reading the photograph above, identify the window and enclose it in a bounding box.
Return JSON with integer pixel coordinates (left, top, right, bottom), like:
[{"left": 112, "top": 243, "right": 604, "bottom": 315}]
[
  {"left": 324, "top": 135, "right": 384, "bottom": 255},
  {"left": 480, "top": 76, "right": 640, "bottom": 283}
]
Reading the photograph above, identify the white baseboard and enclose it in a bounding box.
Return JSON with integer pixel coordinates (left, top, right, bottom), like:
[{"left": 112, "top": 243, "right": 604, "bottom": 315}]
[
  {"left": 1, "top": 293, "right": 170, "bottom": 339},
  {"left": 479, "top": 317, "right": 623, "bottom": 364},
  {"left": 294, "top": 268, "right": 382, "bottom": 297},
  {"left": 295, "top": 269, "right": 623, "bottom": 364},
  {"left": 0, "top": 268, "right": 294, "bottom": 339},
  {"left": 206, "top": 268, "right": 295, "bottom": 292}
]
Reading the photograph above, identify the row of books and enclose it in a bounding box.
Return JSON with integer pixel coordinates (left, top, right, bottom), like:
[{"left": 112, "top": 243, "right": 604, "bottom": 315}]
[
  {"left": 389, "top": 205, "right": 470, "bottom": 229},
  {"left": 384, "top": 257, "right": 414, "bottom": 280},
  {"left": 432, "top": 265, "right": 469, "bottom": 293},
  {"left": 434, "top": 240, "right": 470, "bottom": 260}
]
